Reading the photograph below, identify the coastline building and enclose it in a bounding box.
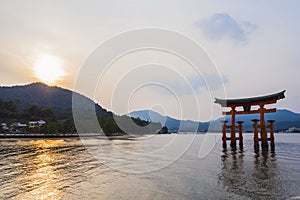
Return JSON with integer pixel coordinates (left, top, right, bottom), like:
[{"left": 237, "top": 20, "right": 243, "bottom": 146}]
[
  {"left": 10, "top": 122, "right": 27, "bottom": 134},
  {"left": 29, "top": 120, "right": 46, "bottom": 128}
]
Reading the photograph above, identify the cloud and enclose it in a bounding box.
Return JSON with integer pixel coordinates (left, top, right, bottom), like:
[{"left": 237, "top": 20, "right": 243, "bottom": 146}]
[
  {"left": 196, "top": 13, "right": 258, "bottom": 42},
  {"left": 154, "top": 73, "right": 229, "bottom": 96},
  {"left": 187, "top": 73, "right": 229, "bottom": 92}
]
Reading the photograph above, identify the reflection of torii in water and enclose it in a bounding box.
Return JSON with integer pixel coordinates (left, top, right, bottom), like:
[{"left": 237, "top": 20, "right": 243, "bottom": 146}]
[{"left": 215, "top": 90, "right": 286, "bottom": 150}]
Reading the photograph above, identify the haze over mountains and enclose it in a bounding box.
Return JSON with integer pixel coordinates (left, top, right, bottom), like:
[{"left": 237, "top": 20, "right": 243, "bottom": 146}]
[
  {"left": 0, "top": 82, "right": 299, "bottom": 133},
  {"left": 129, "top": 109, "right": 300, "bottom": 132}
]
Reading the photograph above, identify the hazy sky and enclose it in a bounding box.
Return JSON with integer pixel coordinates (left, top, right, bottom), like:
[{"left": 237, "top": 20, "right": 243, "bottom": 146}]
[{"left": 0, "top": 0, "right": 299, "bottom": 121}]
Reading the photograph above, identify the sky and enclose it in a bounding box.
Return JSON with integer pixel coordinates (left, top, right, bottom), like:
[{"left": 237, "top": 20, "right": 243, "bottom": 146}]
[{"left": 0, "top": 0, "right": 299, "bottom": 121}]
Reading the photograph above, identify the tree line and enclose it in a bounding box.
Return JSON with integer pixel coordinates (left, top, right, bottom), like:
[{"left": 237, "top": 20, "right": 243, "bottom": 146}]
[{"left": 0, "top": 98, "right": 161, "bottom": 135}]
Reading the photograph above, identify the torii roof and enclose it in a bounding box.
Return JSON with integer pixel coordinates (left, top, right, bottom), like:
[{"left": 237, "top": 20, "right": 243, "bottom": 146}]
[{"left": 215, "top": 90, "right": 286, "bottom": 107}]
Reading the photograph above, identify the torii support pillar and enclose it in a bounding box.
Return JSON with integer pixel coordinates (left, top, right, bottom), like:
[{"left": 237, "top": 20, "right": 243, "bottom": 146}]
[
  {"left": 221, "top": 120, "right": 228, "bottom": 149},
  {"left": 268, "top": 120, "right": 275, "bottom": 150},
  {"left": 237, "top": 121, "right": 243, "bottom": 149},
  {"left": 252, "top": 119, "right": 260, "bottom": 150}
]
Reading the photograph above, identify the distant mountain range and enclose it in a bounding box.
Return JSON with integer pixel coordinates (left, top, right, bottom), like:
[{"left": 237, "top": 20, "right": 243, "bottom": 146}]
[
  {"left": 129, "top": 109, "right": 300, "bottom": 132},
  {"left": 129, "top": 110, "right": 208, "bottom": 132},
  {"left": 1, "top": 82, "right": 299, "bottom": 133},
  {"left": 223, "top": 109, "right": 300, "bottom": 131},
  {"left": 0, "top": 82, "right": 112, "bottom": 120}
]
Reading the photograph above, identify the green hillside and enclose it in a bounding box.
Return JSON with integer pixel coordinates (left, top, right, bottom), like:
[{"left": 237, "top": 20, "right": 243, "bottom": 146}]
[
  {"left": 0, "top": 83, "right": 161, "bottom": 135},
  {"left": 0, "top": 82, "right": 111, "bottom": 120}
]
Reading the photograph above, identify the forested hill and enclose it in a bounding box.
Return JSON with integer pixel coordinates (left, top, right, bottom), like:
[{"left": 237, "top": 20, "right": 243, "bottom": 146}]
[
  {"left": 0, "top": 82, "right": 111, "bottom": 120},
  {"left": 0, "top": 83, "right": 162, "bottom": 135}
]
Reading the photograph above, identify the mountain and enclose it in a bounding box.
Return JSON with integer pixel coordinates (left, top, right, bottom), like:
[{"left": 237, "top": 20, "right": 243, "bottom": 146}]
[
  {"left": 2, "top": 83, "right": 299, "bottom": 133},
  {"left": 223, "top": 109, "right": 300, "bottom": 131},
  {"left": 0, "top": 82, "right": 112, "bottom": 120},
  {"left": 129, "top": 109, "right": 300, "bottom": 132},
  {"left": 0, "top": 83, "right": 162, "bottom": 135},
  {"left": 129, "top": 110, "right": 209, "bottom": 132}
]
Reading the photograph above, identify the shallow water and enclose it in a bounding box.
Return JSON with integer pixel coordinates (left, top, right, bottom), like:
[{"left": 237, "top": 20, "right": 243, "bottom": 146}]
[{"left": 0, "top": 134, "right": 299, "bottom": 200}]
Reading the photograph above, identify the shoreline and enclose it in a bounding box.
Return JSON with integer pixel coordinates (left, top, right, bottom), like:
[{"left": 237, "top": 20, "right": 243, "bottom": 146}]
[
  {"left": 1, "top": 132, "right": 299, "bottom": 140},
  {"left": 0, "top": 133, "right": 133, "bottom": 139}
]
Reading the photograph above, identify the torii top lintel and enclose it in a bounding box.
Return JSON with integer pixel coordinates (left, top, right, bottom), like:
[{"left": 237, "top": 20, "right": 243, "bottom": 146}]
[{"left": 215, "top": 90, "right": 286, "bottom": 108}]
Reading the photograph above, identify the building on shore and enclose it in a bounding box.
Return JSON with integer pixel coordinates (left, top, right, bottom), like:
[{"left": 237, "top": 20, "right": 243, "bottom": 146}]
[{"left": 286, "top": 127, "right": 300, "bottom": 133}]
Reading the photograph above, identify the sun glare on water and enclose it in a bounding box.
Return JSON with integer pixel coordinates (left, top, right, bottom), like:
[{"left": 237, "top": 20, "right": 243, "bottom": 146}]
[{"left": 33, "top": 54, "right": 65, "bottom": 84}]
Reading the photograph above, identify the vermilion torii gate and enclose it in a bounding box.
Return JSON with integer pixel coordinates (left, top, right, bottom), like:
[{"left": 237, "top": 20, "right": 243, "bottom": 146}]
[{"left": 215, "top": 90, "right": 285, "bottom": 150}]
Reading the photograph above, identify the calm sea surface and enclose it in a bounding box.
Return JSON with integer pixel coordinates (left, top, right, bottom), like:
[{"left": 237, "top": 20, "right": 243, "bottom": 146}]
[{"left": 0, "top": 134, "right": 299, "bottom": 200}]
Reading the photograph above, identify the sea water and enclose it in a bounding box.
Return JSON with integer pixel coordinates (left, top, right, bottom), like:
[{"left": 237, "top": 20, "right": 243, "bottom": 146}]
[{"left": 0, "top": 134, "right": 299, "bottom": 200}]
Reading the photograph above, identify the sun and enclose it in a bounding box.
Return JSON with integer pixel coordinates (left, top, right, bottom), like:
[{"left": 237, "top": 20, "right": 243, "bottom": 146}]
[{"left": 33, "top": 54, "right": 65, "bottom": 84}]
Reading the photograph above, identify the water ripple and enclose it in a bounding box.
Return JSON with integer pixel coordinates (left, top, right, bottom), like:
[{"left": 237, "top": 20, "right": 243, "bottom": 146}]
[{"left": 0, "top": 135, "right": 299, "bottom": 200}]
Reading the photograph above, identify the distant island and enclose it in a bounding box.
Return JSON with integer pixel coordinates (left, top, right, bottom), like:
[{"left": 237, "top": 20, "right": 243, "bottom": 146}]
[{"left": 0, "top": 82, "right": 161, "bottom": 137}]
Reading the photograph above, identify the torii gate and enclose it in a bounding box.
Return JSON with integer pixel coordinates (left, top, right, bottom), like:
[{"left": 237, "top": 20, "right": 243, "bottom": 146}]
[{"left": 215, "top": 90, "right": 285, "bottom": 150}]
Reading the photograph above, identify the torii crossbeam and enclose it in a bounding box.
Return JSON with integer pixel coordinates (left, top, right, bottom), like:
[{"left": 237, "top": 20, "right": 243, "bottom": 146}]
[{"left": 215, "top": 90, "right": 285, "bottom": 150}]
